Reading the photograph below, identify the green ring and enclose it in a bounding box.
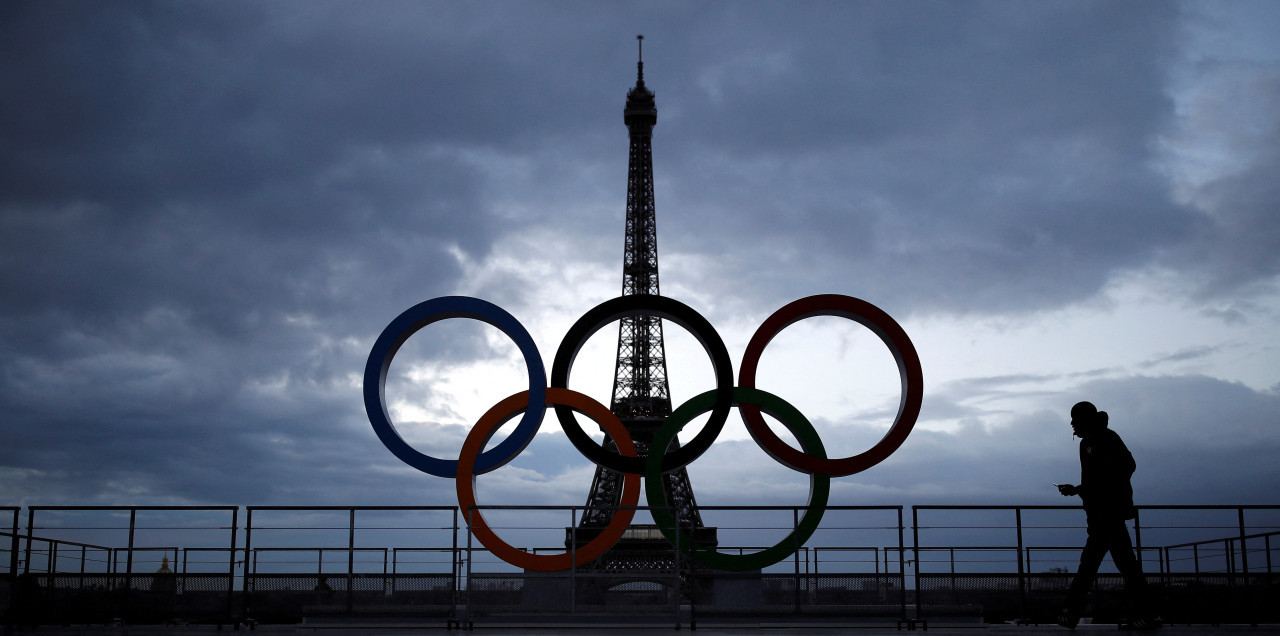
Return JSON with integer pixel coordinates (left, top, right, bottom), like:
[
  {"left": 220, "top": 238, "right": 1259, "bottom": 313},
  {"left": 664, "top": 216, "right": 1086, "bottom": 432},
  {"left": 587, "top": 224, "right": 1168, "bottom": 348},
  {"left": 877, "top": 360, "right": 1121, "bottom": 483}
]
[{"left": 646, "top": 387, "right": 831, "bottom": 572}]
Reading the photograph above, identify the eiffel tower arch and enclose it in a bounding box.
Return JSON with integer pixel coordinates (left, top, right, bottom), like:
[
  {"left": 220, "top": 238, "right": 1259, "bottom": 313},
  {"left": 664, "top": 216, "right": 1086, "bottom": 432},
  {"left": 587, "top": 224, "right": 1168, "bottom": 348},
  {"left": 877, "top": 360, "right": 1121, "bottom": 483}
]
[{"left": 566, "top": 36, "right": 718, "bottom": 578}]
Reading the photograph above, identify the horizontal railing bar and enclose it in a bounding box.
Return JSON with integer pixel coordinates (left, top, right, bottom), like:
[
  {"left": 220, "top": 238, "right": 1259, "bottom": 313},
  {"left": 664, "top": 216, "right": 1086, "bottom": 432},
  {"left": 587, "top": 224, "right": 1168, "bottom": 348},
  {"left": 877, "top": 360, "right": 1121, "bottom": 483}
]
[
  {"left": 466, "top": 504, "right": 899, "bottom": 511},
  {"left": 1163, "top": 529, "right": 1280, "bottom": 550},
  {"left": 28, "top": 506, "right": 237, "bottom": 511},
  {"left": 913, "top": 504, "right": 1280, "bottom": 510},
  {"left": 13, "top": 535, "right": 114, "bottom": 551},
  {"left": 246, "top": 505, "right": 457, "bottom": 511},
  {"left": 244, "top": 526, "right": 455, "bottom": 531}
]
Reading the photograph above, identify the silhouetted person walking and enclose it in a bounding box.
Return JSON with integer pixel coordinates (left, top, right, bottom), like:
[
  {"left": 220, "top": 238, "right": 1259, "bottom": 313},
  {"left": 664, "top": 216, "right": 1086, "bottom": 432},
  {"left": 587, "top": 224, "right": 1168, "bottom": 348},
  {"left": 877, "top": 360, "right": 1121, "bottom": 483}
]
[{"left": 1056, "top": 401, "right": 1159, "bottom": 630}]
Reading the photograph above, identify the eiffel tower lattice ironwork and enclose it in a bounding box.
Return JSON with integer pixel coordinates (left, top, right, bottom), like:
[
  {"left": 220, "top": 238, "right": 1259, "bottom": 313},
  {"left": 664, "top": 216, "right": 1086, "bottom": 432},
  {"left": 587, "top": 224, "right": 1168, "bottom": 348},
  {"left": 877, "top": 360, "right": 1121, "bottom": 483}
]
[{"left": 568, "top": 36, "right": 717, "bottom": 574}]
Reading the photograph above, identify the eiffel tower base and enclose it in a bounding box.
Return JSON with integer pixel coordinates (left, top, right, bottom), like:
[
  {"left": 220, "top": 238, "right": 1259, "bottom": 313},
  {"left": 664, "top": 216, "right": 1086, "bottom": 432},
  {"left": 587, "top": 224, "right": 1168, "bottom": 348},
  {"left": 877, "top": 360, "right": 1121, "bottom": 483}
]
[
  {"left": 559, "top": 524, "right": 721, "bottom": 599},
  {"left": 518, "top": 569, "right": 765, "bottom": 614},
  {"left": 519, "top": 565, "right": 757, "bottom": 609}
]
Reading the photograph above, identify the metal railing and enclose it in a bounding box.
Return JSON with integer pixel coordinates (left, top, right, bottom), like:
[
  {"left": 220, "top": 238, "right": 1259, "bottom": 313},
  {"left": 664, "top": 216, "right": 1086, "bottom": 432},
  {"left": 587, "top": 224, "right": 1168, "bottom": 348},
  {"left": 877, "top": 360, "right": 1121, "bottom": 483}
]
[
  {"left": 910, "top": 504, "right": 1280, "bottom": 626},
  {"left": 4, "top": 503, "right": 1278, "bottom": 628},
  {"left": 241, "top": 506, "right": 460, "bottom": 625},
  {"left": 1160, "top": 529, "right": 1279, "bottom": 575},
  {"left": 12, "top": 506, "right": 239, "bottom": 626},
  {"left": 459, "top": 503, "right": 906, "bottom": 628}
]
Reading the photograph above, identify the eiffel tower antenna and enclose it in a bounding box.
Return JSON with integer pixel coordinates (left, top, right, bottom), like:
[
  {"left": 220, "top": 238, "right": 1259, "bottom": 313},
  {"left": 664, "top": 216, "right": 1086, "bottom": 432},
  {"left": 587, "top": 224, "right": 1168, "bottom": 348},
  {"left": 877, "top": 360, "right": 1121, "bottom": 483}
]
[{"left": 570, "top": 39, "right": 716, "bottom": 573}]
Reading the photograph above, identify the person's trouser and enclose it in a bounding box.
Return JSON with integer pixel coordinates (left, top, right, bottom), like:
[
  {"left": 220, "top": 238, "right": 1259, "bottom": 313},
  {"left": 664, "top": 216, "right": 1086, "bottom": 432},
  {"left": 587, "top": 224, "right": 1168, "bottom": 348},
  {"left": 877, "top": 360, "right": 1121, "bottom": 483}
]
[{"left": 1066, "top": 516, "right": 1149, "bottom": 615}]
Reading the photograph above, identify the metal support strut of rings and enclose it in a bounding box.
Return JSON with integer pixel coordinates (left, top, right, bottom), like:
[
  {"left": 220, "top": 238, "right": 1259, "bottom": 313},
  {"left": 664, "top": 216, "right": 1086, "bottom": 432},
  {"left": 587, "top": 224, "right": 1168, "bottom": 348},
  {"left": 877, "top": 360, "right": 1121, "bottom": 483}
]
[{"left": 364, "top": 294, "right": 923, "bottom": 572}]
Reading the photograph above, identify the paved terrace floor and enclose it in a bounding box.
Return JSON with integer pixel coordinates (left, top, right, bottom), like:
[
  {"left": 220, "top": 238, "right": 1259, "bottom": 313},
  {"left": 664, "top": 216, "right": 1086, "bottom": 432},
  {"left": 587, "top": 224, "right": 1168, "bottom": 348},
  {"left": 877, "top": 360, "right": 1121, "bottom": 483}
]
[{"left": 7, "top": 625, "right": 1280, "bottom": 636}]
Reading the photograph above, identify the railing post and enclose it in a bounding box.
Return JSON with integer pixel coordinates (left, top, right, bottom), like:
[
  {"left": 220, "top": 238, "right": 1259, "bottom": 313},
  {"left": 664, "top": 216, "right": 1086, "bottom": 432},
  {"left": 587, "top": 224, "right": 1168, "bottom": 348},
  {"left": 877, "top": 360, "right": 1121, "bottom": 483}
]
[
  {"left": 1132, "top": 507, "right": 1143, "bottom": 572},
  {"left": 948, "top": 546, "right": 956, "bottom": 596},
  {"left": 243, "top": 507, "right": 254, "bottom": 625},
  {"left": 1192, "top": 543, "right": 1199, "bottom": 577},
  {"left": 897, "top": 507, "right": 907, "bottom": 626},
  {"left": 347, "top": 509, "right": 356, "bottom": 613},
  {"left": 23, "top": 508, "right": 34, "bottom": 575},
  {"left": 794, "top": 507, "right": 802, "bottom": 614},
  {"left": 912, "top": 506, "right": 922, "bottom": 624},
  {"left": 124, "top": 508, "right": 137, "bottom": 622},
  {"left": 7, "top": 508, "right": 16, "bottom": 579},
  {"left": 1015, "top": 508, "right": 1027, "bottom": 623},
  {"left": 227, "top": 507, "right": 238, "bottom": 626},
  {"left": 77, "top": 544, "right": 87, "bottom": 599},
  {"left": 382, "top": 546, "right": 389, "bottom": 598},
  {"left": 1238, "top": 507, "right": 1250, "bottom": 576},
  {"left": 465, "top": 508, "right": 473, "bottom": 626},
  {"left": 1238, "top": 507, "right": 1253, "bottom": 626},
  {"left": 451, "top": 508, "right": 459, "bottom": 623},
  {"left": 570, "top": 508, "right": 577, "bottom": 616},
  {"left": 673, "top": 507, "right": 682, "bottom": 629},
  {"left": 1266, "top": 534, "right": 1273, "bottom": 574}
]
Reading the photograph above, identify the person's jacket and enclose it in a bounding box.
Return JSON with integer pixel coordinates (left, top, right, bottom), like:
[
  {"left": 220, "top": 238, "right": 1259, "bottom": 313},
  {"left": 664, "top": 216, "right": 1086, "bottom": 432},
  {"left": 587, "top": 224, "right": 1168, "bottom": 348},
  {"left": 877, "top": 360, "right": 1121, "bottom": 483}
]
[{"left": 1078, "top": 426, "right": 1136, "bottom": 521}]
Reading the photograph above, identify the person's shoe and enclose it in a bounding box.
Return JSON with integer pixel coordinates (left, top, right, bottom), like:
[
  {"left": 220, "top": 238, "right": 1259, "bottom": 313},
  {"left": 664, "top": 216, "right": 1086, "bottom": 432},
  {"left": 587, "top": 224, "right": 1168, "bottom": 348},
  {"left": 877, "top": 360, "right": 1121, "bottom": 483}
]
[{"left": 1057, "top": 608, "right": 1080, "bottom": 630}]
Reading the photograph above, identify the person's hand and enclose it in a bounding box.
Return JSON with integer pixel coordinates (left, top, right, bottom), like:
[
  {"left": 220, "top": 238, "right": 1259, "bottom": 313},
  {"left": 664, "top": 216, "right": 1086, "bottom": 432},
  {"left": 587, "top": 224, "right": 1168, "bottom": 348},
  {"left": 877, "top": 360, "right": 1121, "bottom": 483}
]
[{"left": 1057, "top": 483, "right": 1078, "bottom": 496}]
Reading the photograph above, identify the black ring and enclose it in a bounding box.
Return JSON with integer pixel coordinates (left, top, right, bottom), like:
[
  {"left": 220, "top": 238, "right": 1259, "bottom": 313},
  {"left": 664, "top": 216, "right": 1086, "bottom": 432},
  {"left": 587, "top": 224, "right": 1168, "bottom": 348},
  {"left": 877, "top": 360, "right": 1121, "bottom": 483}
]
[{"left": 550, "top": 295, "right": 734, "bottom": 474}]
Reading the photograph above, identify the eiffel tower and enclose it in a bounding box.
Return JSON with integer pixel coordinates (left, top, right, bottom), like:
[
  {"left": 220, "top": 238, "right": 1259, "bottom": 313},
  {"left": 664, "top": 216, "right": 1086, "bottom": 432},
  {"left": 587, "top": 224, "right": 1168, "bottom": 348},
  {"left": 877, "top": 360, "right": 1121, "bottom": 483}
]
[{"left": 567, "top": 36, "right": 717, "bottom": 573}]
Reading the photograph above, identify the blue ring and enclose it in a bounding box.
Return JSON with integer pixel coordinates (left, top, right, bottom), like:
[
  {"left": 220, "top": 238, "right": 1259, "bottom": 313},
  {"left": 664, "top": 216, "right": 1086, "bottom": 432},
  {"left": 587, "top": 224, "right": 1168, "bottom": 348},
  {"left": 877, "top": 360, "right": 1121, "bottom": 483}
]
[{"left": 363, "top": 296, "right": 547, "bottom": 477}]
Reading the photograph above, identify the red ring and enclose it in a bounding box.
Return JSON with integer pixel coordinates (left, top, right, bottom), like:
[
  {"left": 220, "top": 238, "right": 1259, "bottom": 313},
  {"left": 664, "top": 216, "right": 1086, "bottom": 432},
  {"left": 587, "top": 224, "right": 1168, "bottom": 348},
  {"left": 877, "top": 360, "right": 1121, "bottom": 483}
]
[
  {"left": 456, "top": 388, "right": 640, "bottom": 572},
  {"left": 738, "top": 294, "right": 923, "bottom": 477}
]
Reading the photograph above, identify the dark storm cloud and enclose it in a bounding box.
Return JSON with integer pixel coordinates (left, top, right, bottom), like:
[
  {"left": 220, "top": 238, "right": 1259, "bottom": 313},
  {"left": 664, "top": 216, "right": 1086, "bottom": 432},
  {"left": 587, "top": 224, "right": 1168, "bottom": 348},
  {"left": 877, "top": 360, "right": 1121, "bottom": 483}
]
[
  {"left": 0, "top": 2, "right": 617, "bottom": 208},
  {"left": 650, "top": 1, "right": 1206, "bottom": 317},
  {"left": 0, "top": 1, "right": 510, "bottom": 335},
  {"left": 0, "top": 1, "right": 522, "bottom": 503}
]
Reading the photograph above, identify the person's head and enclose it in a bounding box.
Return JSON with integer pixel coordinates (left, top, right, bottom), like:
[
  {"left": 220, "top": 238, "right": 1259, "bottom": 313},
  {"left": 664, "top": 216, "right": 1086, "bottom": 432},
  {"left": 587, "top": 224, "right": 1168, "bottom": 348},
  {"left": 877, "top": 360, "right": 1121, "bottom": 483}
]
[{"left": 1070, "top": 401, "right": 1103, "bottom": 438}]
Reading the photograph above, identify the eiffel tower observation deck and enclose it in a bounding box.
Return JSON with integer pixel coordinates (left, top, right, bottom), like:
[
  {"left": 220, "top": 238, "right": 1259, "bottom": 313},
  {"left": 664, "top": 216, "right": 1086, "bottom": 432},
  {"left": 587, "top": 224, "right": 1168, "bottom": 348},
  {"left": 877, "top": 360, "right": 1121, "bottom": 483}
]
[{"left": 567, "top": 36, "right": 717, "bottom": 573}]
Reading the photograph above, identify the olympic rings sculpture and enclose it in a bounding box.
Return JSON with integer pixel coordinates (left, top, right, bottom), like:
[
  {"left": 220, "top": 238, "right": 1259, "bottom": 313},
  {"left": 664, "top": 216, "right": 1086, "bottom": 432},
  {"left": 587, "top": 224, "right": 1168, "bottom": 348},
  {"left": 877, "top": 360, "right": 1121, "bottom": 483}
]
[{"left": 364, "top": 294, "right": 923, "bottom": 572}]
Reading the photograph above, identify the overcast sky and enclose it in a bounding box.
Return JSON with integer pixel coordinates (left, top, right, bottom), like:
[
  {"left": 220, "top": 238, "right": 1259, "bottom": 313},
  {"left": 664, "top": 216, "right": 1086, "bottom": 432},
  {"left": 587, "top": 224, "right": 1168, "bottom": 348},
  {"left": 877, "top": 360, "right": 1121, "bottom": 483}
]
[{"left": 3, "top": 1, "right": 1279, "bottom": 523}]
